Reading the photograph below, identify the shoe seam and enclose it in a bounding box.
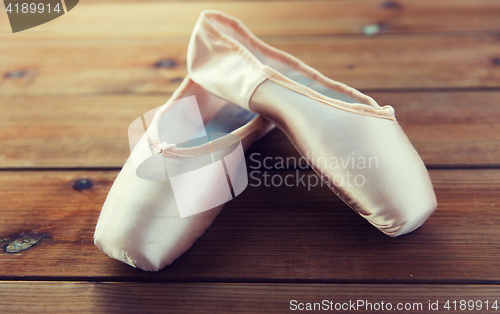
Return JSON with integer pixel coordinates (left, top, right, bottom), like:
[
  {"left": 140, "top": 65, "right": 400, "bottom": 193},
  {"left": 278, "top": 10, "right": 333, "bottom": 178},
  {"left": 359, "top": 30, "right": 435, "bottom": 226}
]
[
  {"left": 245, "top": 75, "right": 268, "bottom": 111},
  {"left": 199, "top": 11, "right": 395, "bottom": 121}
]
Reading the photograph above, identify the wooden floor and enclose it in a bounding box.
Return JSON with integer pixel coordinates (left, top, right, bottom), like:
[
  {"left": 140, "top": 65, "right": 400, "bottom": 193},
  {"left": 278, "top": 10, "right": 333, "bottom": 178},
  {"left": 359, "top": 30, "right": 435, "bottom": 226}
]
[{"left": 1, "top": 0, "right": 500, "bottom": 313}]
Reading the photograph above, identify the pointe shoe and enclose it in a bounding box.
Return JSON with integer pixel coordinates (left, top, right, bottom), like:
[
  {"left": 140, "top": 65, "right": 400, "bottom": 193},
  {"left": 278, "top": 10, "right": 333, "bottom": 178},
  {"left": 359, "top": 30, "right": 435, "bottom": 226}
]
[
  {"left": 94, "top": 76, "right": 273, "bottom": 271},
  {"left": 187, "top": 10, "right": 437, "bottom": 237}
]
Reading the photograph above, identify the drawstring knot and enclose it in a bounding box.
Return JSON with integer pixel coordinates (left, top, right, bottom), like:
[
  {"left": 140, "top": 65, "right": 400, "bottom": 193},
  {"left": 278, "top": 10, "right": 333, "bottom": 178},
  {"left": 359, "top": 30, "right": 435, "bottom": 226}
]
[{"left": 153, "top": 142, "right": 176, "bottom": 154}]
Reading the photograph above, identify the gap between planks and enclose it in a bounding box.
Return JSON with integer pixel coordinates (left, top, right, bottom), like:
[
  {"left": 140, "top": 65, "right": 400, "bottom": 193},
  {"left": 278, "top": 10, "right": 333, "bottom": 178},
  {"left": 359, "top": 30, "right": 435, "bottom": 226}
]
[
  {"left": 1, "top": 0, "right": 500, "bottom": 39},
  {"left": 1, "top": 91, "right": 500, "bottom": 168}
]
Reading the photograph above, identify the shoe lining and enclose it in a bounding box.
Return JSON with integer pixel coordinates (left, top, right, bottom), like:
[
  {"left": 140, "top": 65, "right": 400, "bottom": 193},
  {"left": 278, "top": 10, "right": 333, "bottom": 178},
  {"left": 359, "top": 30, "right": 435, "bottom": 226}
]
[
  {"left": 156, "top": 81, "right": 257, "bottom": 149},
  {"left": 177, "top": 103, "right": 257, "bottom": 148},
  {"left": 211, "top": 20, "right": 361, "bottom": 105}
]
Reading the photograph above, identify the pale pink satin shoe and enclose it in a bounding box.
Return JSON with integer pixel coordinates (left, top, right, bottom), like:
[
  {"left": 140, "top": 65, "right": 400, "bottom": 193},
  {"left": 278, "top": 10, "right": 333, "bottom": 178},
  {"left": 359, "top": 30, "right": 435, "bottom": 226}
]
[
  {"left": 94, "top": 76, "right": 273, "bottom": 271},
  {"left": 187, "top": 10, "right": 437, "bottom": 237}
]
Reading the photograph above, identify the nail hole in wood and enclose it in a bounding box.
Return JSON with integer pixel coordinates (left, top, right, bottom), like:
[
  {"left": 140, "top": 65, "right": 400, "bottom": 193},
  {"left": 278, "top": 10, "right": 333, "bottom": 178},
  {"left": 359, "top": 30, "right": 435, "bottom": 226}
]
[
  {"left": 362, "top": 24, "right": 379, "bottom": 36},
  {"left": 382, "top": 1, "right": 402, "bottom": 9},
  {"left": 3, "top": 233, "right": 45, "bottom": 253},
  {"left": 4, "top": 70, "right": 28, "bottom": 79},
  {"left": 72, "top": 178, "right": 93, "bottom": 191},
  {"left": 170, "top": 77, "right": 183, "bottom": 83},
  {"left": 155, "top": 59, "right": 177, "bottom": 69},
  {"left": 362, "top": 23, "right": 388, "bottom": 36}
]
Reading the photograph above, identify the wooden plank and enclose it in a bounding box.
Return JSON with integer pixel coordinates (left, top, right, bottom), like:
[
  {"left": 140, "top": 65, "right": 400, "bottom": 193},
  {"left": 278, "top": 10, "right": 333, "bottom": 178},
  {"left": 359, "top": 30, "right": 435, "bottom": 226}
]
[
  {"left": 1, "top": 169, "right": 500, "bottom": 282},
  {"left": 0, "top": 95, "right": 167, "bottom": 168},
  {"left": 1, "top": 34, "right": 499, "bottom": 96},
  {"left": 1, "top": 0, "right": 499, "bottom": 39},
  {"left": 1, "top": 281, "right": 500, "bottom": 313},
  {"left": 371, "top": 91, "right": 500, "bottom": 167},
  {"left": 1, "top": 92, "right": 499, "bottom": 168},
  {"left": 251, "top": 91, "right": 500, "bottom": 168}
]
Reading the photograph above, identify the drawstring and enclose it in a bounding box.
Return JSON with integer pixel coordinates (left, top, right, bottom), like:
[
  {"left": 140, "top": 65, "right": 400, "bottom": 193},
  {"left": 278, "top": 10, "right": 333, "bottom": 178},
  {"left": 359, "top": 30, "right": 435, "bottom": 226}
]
[{"left": 152, "top": 142, "right": 176, "bottom": 154}]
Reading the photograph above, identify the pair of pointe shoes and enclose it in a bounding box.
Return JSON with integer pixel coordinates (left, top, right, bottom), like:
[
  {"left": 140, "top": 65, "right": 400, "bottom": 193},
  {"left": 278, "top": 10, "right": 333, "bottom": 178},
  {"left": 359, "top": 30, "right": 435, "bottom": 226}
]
[{"left": 94, "top": 10, "right": 437, "bottom": 271}]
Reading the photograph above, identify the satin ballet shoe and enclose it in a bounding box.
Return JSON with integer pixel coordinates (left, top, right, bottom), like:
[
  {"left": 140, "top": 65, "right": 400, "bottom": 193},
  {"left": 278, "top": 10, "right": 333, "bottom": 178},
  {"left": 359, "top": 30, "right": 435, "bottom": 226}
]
[
  {"left": 94, "top": 76, "right": 274, "bottom": 271},
  {"left": 187, "top": 10, "right": 437, "bottom": 237}
]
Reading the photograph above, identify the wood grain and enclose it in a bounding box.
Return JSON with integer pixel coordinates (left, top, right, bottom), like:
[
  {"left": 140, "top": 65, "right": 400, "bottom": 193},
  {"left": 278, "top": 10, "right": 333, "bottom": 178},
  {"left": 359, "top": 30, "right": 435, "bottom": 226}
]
[
  {"left": 1, "top": 92, "right": 499, "bottom": 168},
  {"left": 1, "top": 0, "right": 499, "bottom": 39},
  {"left": 250, "top": 91, "right": 500, "bottom": 168},
  {"left": 1, "top": 169, "right": 499, "bottom": 282},
  {"left": 1, "top": 281, "right": 500, "bottom": 313},
  {"left": 0, "top": 95, "right": 167, "bottom": 168},
  {"left": 0, "top": 1, "right": 499, "bottom": 312},
  {"left": 2, "top": 34, "right": 499, "bottom": 96}
]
